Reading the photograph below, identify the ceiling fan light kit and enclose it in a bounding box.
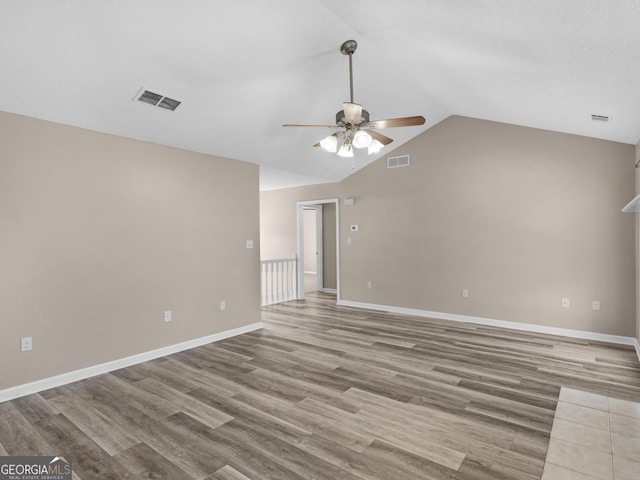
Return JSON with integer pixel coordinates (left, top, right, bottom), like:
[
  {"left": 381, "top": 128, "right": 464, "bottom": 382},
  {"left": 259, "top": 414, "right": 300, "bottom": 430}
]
[{"left": 283, "top": 40, "right": 426, "bottom": 158}]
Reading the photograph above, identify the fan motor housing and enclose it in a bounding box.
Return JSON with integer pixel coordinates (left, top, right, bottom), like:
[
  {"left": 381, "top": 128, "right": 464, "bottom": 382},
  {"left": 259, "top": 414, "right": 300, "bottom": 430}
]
[{"left": 336, "top": 109, "right": 369, "bottom": 127}]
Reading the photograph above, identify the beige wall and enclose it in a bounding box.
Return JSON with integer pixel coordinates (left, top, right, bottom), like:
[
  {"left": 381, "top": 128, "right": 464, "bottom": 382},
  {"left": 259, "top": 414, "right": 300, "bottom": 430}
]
[
  {"left": 261, "top": 116, "right": 636, "bottom": 336},
  {"left": 322, "top": 203, "right": 337, "bottom": 289},
  {"left": 0, "top": 112, "right": 261, "bottom": 391},
  {"left": 260, "top": 184, "right": 338, "bottom": 260}
]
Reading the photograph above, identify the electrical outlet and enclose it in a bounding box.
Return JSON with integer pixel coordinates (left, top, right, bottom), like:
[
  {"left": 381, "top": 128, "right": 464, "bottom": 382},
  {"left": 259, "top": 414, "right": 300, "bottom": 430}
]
[
  {"left": 561, "top": 298, "right": 570, "bottom": 309},
  {"left": 592, "top": 300, "right": 601, "bottom": 311},
  {"left": 462, "top": 289, "right": 469, "bottom": 298},
  {"left": 220, "top": 300, "right": 226, "bottom": 311},
  {"left": 164, "top": 310, "right": 172, "bottom": 322},
  {"left": 367, "top": 281, "right": 372, "bottom": 289},
  {"left": 246, "top": 240, "right": 254, "bottom": 249},
  {"left": 20, "top": 337, "right": 32, "bottom": 352}
]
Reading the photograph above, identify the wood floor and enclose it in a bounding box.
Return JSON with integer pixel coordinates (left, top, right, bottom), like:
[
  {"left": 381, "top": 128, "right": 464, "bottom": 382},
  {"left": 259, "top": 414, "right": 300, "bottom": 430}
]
[{"left": 1, "top": 292, "right": 639, "bottom": 480}]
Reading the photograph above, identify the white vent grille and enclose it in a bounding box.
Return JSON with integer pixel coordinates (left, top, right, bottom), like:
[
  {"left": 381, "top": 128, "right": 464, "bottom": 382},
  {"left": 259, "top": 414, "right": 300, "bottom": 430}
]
[
  {"left": 387, "top": 155, "right": 410, "bottom": 169},
  {"left": 133, "top": 87, "right": 181, "bottom": 111},
  {"left": 591, "top": 114, "right": 610, "bottom": 123}
]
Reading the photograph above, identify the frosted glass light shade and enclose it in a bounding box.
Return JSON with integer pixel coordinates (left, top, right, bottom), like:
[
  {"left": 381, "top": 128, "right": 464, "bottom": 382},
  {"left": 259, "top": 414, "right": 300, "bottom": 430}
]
[
  {"left": 337, "top": 143, "right": 354, "bottom": 157},
  {"left": 353, "top": 130, "right": 372, "bottom": 149},
  {"left": 319, "top": 135, "right": 338, "bottom": 153},
  {"left": 367, "top": 138, "right": 384, "bottom": 154}
]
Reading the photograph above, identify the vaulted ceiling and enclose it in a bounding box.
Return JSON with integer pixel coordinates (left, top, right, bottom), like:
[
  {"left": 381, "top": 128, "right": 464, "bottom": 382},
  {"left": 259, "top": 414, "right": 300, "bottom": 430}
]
[{"left": 2, "top": 1, "right": 639, "bottom": 190}]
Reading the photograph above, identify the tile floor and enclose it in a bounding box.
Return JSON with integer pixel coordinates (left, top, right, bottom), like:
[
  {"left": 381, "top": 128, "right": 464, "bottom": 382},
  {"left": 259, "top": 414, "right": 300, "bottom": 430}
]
[{"left": 542, "top": 387, "right": 640, "bottom": 480}]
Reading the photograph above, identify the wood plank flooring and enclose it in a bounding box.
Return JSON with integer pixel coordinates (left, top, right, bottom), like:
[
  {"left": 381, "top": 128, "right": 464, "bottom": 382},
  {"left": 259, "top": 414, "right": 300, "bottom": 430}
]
[{"left": 1, "top": 292, "right": 639, "bottom": 479}]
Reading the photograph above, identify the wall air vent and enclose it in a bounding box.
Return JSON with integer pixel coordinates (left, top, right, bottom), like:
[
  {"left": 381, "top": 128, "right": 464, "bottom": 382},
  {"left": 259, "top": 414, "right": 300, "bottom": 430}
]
[
  {"left": 133, "top": 87, "right": 181, "bottom": 111},
  {"left": 590, "top": 114, "right": 610, "bottom": 123},
  {"left": 387, "top": 154, "right": 410, "bottom": 169}
]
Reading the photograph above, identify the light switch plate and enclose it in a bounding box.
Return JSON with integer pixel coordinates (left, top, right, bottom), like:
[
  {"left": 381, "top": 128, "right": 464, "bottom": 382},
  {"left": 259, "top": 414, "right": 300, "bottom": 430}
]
[{"left": 21, "top": 337, "right": 32, "bottom": 352}]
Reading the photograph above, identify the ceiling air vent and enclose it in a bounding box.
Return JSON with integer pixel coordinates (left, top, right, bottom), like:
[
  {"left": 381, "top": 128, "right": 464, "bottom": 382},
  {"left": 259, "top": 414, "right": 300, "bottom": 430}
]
[
  {"left": 590, "top": 114, "right": 610, "bottom": 123},
  {"left": 387, "top": 154, "right": 410, "bottom": 169},
  {"left": 133, "top": 87, "right": 181, "bottom": 111}
]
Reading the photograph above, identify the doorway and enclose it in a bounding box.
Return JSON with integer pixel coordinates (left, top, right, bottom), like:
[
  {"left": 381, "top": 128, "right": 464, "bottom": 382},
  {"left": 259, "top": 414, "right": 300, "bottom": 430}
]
[
  {"left": 302, "top": 206, "right": 322, "bottom": 293},
  {"left": 296, "top": 199, "right": 340, "bottom": 301}
]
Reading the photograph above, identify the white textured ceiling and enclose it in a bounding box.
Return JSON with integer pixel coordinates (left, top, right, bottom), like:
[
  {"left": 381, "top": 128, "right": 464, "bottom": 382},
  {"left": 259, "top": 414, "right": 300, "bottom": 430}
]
[{"left": 2, "top": 1, "right": 640, "bottom": 190}]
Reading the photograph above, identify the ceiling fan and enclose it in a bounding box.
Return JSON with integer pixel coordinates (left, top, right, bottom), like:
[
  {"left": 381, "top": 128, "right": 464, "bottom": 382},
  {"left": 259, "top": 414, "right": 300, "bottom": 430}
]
[{"left": 283, "top": 40, "right": 425, "bottom": 157}]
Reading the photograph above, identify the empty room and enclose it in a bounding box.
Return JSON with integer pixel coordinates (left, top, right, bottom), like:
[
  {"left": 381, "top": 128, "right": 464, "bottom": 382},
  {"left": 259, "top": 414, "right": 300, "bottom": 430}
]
[{"left": 1, "top": 2, "right": 639, "bottom": 480}]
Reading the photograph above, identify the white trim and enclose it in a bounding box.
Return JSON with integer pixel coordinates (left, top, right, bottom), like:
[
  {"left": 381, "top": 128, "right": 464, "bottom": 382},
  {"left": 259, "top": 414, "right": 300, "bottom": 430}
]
[
  {"left": 0, "top": 322, "right": 264, "bottom": 403},
  {"left": 634, "top": 338, "right": 640, "bottom": 363},
  {"left": 621, "top": 193, "right": 640, "bottom": 213},
  {"left": 296, "top": 204, "right": 304, "bottom": 297},
  {"left": 321, "top": 288, "right": 338, "bottom": 294},
  {"left": 337, "top": 299, "right": 639, "bottom": 348},
  {"left": 303, "top": 271, "right": 318, "bottom": 275},
  {"left": 315, "top": 205, "right": 323, "bottom": 293}
]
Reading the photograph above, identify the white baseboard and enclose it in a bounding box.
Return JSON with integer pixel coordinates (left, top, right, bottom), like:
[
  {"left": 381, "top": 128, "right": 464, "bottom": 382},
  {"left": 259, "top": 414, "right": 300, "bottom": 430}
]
[
  {"left": 337, "top": 300, "right": 640, "bottom": 360},
  {"left": 0, "top": 322, "right": 264, "bottom": 404},
  {"left": 321, "top": 288, "right": 338, "bottom": 294}
]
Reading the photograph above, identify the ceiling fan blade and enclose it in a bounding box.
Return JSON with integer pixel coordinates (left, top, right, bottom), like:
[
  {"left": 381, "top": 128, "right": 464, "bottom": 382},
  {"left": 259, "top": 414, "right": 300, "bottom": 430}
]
[
  {"left": 283, "top": 124, "right": 341, "bottom": 128},
  {"left": 368, "top": 130, "right": 394, "bottom": 145},
  {"left": 343, "top": 102, "right": 363, "bottom": 124},
  {"left": 367, "top": 115, "right": 426, "bottom": 129}
]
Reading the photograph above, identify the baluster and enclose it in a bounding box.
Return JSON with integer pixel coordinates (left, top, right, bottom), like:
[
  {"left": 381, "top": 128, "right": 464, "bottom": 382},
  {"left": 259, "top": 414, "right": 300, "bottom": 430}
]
[
  {"left": 260, "top": 263, "right": 264, "bottom": 306},
  {"left": 286, "top": 260, "right": 290, "bottom": 301},
  {"left": 294, "top": 257, "right": 298, "bottom": 298},
  {"left": 274, "top": 261, "right": 278, "bottom": 304},
  {"left": 272, "top": 261, "right": 276, "bottom": 306},
  {"left": 278, "top": 261, "right": 283, "bottom": 303},
  {"left": 270, "top": 262, "right": 275, "bottom": 305}
]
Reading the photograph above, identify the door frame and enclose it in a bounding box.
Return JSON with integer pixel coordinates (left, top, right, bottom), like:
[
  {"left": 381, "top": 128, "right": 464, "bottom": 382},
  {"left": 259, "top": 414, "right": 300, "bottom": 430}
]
[{"left": 296, "top": 198, "right": 340, "bottom": 301}]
